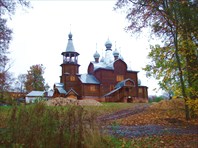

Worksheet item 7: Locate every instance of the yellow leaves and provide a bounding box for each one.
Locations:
[116,99,197,127]
[160,140,164,144]
[186,98,198,116]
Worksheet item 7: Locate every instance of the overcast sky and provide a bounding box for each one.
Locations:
[8,0,162,95]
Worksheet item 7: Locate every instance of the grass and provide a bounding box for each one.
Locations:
[87,102,146,116]
[0,102,137,147]
[1,100,197,147]
[1,103,105,147]
[0,105,12,128]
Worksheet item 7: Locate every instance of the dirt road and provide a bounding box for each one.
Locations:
[97,104,198,138]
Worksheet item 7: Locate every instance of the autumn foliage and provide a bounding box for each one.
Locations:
[117,99,198,126]
[115,0,198,120]
[25,64,48,92]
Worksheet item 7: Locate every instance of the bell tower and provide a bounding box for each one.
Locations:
[60,32,80,91]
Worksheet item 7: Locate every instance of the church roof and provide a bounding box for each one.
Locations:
[91,61,113,71]
[115,78,135,89]
[54,83,67,94]
[103,87,121,97]
[65,32,76,53]
[104,78,135,97]
[91,58,126,71]
[79,74,100,84]
[56,88,67,94]
[26,91,45,97]
[54,83,64,87]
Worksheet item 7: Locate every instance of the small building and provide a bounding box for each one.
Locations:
[53,83,67,98]
[25,91,47,103]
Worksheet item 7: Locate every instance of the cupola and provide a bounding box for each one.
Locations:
[93,51,100,63]
[113,48,119,61]
[61,32,79,64]
[105,38,112,50]
[100,56,104,62]
[68,32,72,40]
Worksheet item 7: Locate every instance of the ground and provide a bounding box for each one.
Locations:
[0,99,198,147]
[98,100,198,147]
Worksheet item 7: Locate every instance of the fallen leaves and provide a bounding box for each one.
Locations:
[108,99,198,148]
[117,99,198,127]
[126,134,198,148]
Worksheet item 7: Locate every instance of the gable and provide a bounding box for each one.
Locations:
[113,59,127,74]
[67,88,78,96]
[54,83,67,94]
[115,78,135,89]
[125,80,134,86]
[88,62,94,74]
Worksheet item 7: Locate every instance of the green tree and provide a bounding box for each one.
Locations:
[25,64,49,92]
[115,0,198,119]
[0,0,30,100]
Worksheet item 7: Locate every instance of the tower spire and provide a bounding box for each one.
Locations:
[113,41,119,61]
[69,24,71,33]
[62,30,79,65]
[66,31,75,52]
[93,43,100,63]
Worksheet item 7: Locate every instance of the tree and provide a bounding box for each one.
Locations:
[0,0,30,100]
[115,0,198,119]
[13,74,26,92]
[25,64,49,92]
[0,70,15,101]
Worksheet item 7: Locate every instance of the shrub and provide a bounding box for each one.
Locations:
[1,103,109,147]
[149,96,164,103]
[186,98,198,117]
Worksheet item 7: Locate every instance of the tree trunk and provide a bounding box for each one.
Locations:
[174,28,190,120]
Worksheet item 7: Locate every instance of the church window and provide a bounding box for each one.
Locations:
[116,75,124,82]
[90,85,96,92]
[70,76,75,81]
[138,88,143,94]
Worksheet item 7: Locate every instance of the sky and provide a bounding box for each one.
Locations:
[7,0,162,96]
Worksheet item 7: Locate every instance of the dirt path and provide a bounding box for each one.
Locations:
[97,104,150,122]
[102,124,198,138]
[97,104,198,138]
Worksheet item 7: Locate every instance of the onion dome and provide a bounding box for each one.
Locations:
[105,38,112,49]
[100,56,104,62]
[68,32,72,39]
[93,51,100,59]
[113,48,119,57]
[65,32,76,52]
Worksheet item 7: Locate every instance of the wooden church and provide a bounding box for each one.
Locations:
[53,32,148,102]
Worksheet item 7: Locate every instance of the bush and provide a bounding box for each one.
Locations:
[149,96,164,103]
[1,103,110,147]
[186,98,198,117]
